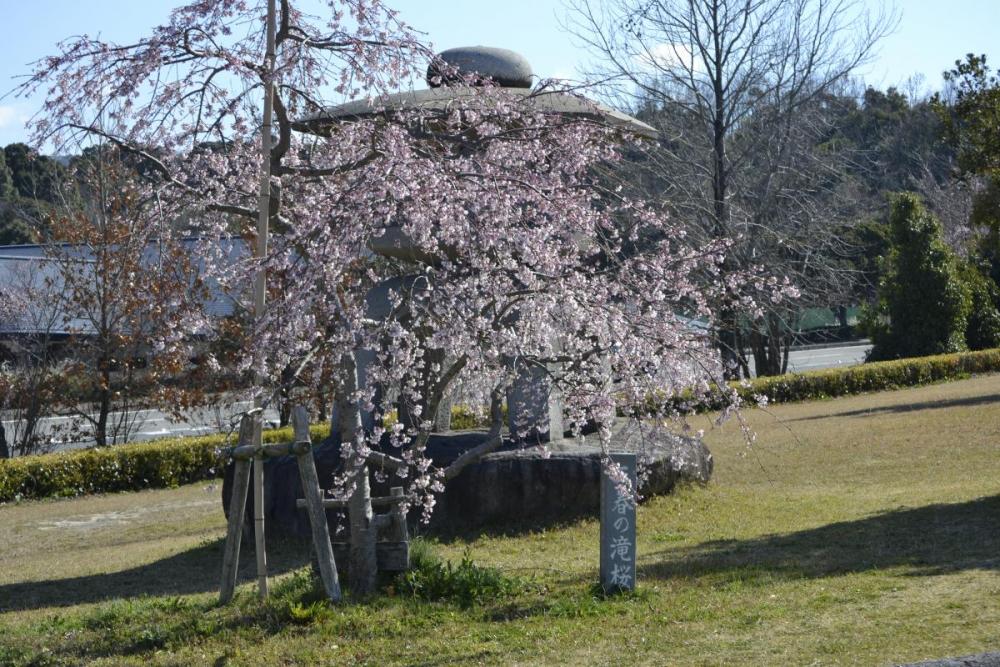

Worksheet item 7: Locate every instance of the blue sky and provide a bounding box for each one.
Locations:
[0,0,997,148]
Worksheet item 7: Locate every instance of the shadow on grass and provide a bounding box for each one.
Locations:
[406,650,508,667]
[419,510,595,545]
[0,536,311,613]
[787,393,1000,422]
[639,494,1000,582]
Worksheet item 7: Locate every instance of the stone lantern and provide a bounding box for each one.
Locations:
[293,46,656,442]
[228,58,710,540]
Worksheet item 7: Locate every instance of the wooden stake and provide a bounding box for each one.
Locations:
[219,415,255,603]
[250,0,277,602]
[253,448,268,599]
[292,406,342,602]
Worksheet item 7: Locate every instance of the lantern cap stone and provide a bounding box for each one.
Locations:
[427,46,534,89]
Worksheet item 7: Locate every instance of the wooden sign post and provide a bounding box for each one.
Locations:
[600,452,637,593]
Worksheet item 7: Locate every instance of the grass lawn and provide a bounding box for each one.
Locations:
[1,374,999,666]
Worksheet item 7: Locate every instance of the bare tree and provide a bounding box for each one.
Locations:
[567,0,896,376]
[41,149,209,447]
[0,256,64,456]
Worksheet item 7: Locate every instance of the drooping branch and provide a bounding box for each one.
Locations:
[443,384,505,481]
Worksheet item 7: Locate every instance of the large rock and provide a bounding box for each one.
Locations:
[222,419,712,538]
[429,421,712,532]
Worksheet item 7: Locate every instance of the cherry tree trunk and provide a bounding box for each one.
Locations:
[333,353,378,597]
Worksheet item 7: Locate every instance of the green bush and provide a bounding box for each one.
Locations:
[655,348,1000,414]
[394,547,525,608]
[382,404,499,431]
[961,262,1000,350]
[731,348,1000,407]
[866,194,971,361]
[5,347,999,504]
[0,423,330,503]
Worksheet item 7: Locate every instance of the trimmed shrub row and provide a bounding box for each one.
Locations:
[3,347,998,504]
[720,347,1000,409]
[0,423,329,504]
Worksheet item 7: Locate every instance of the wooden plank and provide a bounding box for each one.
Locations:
[293,406,342,603]
[227,441,311,460]
[295,494,407,511]
[219,415,254,603]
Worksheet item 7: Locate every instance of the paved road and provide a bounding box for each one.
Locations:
[736,342,873,377]
[784,343,872,373]
[4,342,872,455]
[2,401,282,455]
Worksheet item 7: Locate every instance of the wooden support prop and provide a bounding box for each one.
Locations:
[220,415,255,603]
[227,441,312,460]
[292,406,341,602]
[253,416,268,600]
[295,493,407,511]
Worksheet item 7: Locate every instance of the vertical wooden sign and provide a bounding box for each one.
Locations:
[600,452,637,593]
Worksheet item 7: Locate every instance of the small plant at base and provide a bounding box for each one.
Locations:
[395,549,525,609]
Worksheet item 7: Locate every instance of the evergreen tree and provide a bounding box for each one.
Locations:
[0,147,33,245]
[866,194,971,360]
[960,261,1000,350]
[933,56,1000,278]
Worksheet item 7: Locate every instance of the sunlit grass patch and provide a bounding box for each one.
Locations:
[0,374,998,665]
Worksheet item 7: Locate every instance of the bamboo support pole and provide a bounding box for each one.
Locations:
[291,406,342,602]
[252,419,268,599]
[249,0,277,602]
[219,415,255,603]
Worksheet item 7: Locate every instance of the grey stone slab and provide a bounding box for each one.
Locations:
[506,362,562,443]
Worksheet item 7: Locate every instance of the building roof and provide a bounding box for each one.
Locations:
[0,238,246,336]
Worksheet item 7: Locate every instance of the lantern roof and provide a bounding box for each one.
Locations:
[292,46,657,139]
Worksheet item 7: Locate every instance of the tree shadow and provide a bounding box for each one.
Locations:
[787,393,1000,422]
[639,495,1000,582]
[407,650,507,666]
[418,510,596,545]
[0,536,311,613]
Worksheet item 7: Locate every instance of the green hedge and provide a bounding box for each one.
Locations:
[728,347,1000,408]
[4,348,999,504]
[0,423,329,504]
